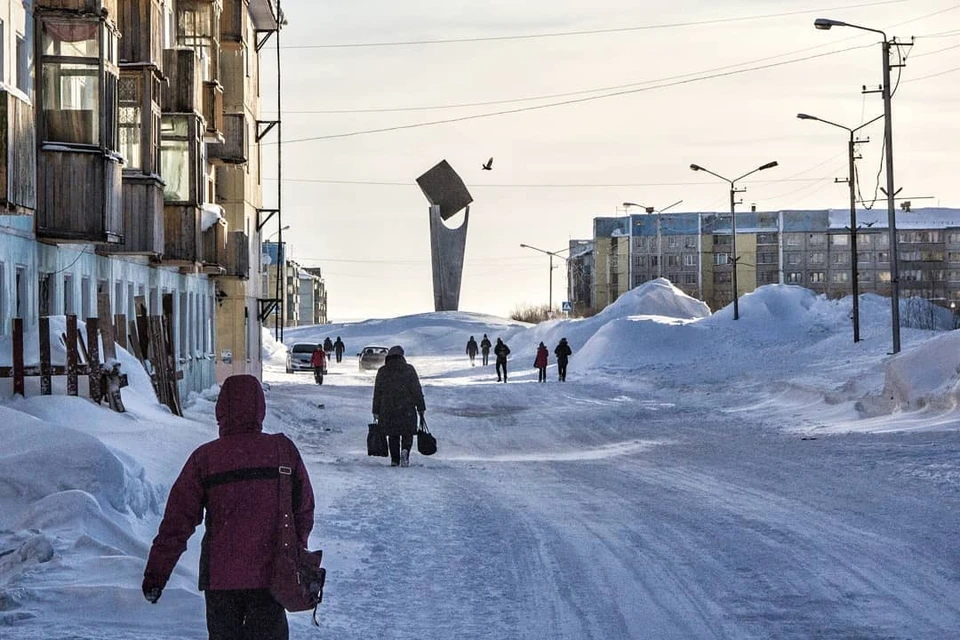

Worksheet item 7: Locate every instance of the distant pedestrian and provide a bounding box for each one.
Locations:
[143,374,315,639]
[480,334,492,366]
[311,344,327,385]
[372,345,426,467]
[323,337,334,358]
[333,337,345,363]
[466,336,479,366]
[494,337,511,383]
[534,342,549,383]
[554,338,572,382]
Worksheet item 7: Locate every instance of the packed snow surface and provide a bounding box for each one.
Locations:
[2,280,960,639]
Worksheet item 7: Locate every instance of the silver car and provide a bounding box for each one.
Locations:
[286,343,318,373]
[358,345,389,371]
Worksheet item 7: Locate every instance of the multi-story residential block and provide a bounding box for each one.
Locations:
[299,267,327,326]
[583,208,960,313]
[566,239,594,315]
[0,0,283,399]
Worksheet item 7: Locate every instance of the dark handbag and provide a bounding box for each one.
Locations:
[367,422,388,457]
[270,435,326,624]
[416,417,437,456]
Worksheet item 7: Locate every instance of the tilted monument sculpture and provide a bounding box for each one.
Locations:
[415,160,473,312]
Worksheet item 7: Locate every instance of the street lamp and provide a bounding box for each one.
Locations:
[623,200,683,280]
[797,112,883,343]
[815,16,901,352]
[689,161,778,320]
[519,243,569,311]
[265,224,290,242]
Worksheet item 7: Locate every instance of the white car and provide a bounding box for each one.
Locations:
[286,343,318,373]
[358,345,389,371]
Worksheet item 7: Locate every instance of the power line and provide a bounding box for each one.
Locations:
[269,177,837,187]
[902,65,960,82]
[281,0,912,49]
[270,46,874,146]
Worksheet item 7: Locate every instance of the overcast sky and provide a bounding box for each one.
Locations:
[262,0,960,321]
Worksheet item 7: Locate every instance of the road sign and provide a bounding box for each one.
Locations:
[561,301,572,313]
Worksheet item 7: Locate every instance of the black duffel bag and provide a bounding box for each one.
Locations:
[416,417,437,456]
[367,423,388,457]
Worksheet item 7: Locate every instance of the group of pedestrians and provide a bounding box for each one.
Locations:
[311,337,347,384]
[466,334,572,383]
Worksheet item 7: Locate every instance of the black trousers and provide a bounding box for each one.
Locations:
[388,433,414,463]
[205,589,288,640]
[558,360,568,381]
[537,366,546,382]
[496,359,508,381]
[335,351,343,363]
[482,351,489,365]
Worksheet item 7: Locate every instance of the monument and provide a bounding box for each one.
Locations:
[415,160,473,312]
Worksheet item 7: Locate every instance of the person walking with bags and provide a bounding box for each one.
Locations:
[480,334,492,366]
[555,337,572,382]
[372,345,426,467]
[494,337,511,383]
[534,342,549,383]
[465,336,479,366]
[333,337,346,363]
[311,344,327,385]
[142,374,316,640]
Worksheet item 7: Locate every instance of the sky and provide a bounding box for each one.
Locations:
[4,283,960,637]
[261,0,960,320]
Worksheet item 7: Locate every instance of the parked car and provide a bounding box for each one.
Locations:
[286,343,318,373]
[358,345,390,371]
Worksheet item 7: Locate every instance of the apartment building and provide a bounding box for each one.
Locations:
[566,239,594,315]
[583,208,960,313]
[0,0,282,397]
[299,267,327,326]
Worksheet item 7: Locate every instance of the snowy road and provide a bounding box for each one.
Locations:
[269,359,960,640]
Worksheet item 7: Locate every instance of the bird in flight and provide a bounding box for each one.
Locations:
[482,157,493,171]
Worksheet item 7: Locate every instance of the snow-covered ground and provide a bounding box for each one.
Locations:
[3,280,960,639]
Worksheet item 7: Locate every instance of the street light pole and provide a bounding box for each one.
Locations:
[519,243,569,311]
[815,17,903,352]
[623,201,683,283]
[689,162,778,319]
[797,113,883,343]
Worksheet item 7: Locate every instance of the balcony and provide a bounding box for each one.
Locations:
[99,175,164,255]
[248,0,279,30]
[221,0,249,43]
[224,231,250,279]
[118,0,164,67]
[0,90,37,214]
[208,114,247,164]
[202,213,227,274]
[162,204,202,267]
[37,147,123,243]
[202,81,225,141]
[36,0,118,14]
[162,48,203,115]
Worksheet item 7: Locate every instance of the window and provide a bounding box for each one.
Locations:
[810,252,825,265]
[16,33,30,94]
[757,233,778,245]
[757,252,777,265]
[63,274,75,314]
[15,266,26,319]
[714,272,731,284]
[831,253,849,265]
[667,236,680,248]
[683,254,698,267]
[831,234,849,246]
[39,17,117,149]
[39,273,52,317]
[877,251,889,263]
[858,234,873,247]
[785,234,802,247]
[684,236,697,249]
[786,252,802,265]
[831,272,849,284]
[786,272,803,284]
[809,234,826,246]
[759,271,779,284]
[667,255,681,268]
[0,21,5,85]
[161,115,201,203]
[878,271,891,283]
[81,277,91,319]
[713,253,730,265]
[713,235,731,247]
[177,1,220,82]
[118,75,142,169]
[809,272,825,283]
[683,273,697,285]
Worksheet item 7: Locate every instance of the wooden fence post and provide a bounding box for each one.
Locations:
[12,318,24,396]
[66,315,79,396]
[39,317,52,395]
[86,317,101,403]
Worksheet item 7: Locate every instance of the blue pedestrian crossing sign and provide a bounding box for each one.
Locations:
[561,301,572,313]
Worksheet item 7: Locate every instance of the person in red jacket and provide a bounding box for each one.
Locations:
[311,344,326,385]
[534,342,549,383]
[142,374,315,640]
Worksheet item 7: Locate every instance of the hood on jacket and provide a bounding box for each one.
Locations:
[216,374,266,436]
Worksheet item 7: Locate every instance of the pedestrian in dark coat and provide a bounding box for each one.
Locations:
[323,337,334,358]
[143,374,315,640]
[534,342,549,383]
[494,337,511,383]
[555,337,572,382]
[466,336,479,366]
[372,345,426,467]
[333,337,345,363]
[480,334,492,366]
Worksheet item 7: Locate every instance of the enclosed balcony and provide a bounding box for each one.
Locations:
[163,204,201,266]
[162,48,203,115]
[118,0,164,67]
[202,210,227,274]
[208,114,247,165]
[202,80,224,141]
[176,0,222,83]
[36,0,118,15]
[220,0,249,43]
[160,114,204,206]
[35,11,124,243]
[224,230,249,279]
[0,90,37,214]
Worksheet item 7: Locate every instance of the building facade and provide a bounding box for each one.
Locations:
[582,208,960,313]
[566,239,594,316]
[0,0,283,399]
